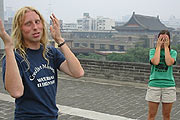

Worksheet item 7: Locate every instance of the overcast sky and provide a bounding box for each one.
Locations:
[4,0,180,23]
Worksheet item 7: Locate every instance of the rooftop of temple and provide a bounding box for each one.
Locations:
[114,12,174,32]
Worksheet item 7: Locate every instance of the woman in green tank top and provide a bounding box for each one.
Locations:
[145,30,177,120]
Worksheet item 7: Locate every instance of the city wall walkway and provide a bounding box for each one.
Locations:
[0,74,180,120]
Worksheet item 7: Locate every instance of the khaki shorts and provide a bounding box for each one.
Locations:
[145,86,176,103]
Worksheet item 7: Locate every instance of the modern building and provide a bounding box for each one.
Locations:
[62,23,78,31]
[0,0,4,22]
[61,31,132,55]
[96,16,115,31]
[4,17,13,33]
[4,7,15,20]
[77,13,115,31]
[0,0,4,49]
[77,13,96,31]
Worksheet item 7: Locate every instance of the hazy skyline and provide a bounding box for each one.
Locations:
[4,0,180,23]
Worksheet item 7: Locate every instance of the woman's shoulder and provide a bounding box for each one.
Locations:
[150,48,155,50]
[150,48,156,52]
[170,49,177,54]
[170,49,177,52]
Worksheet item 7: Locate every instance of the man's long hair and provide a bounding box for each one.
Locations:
[11,6,49,70]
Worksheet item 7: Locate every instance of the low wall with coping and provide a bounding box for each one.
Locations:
[79,59,180,86]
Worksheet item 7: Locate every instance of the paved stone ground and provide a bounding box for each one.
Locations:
[0,74,180,120]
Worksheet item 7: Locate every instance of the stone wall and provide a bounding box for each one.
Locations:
[80,59,180,86]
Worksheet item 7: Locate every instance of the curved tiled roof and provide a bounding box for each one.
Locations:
[115,12,173,31]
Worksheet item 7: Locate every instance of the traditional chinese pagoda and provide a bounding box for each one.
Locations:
[114,12,173,33]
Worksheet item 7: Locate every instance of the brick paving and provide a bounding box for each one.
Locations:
[0,74,180,120]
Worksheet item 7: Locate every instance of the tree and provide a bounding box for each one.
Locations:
[106,47,150,63]
[172,44,180,64]
[77,53,104,60]
[172,35,180,46]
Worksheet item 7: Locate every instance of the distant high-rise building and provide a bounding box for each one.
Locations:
[96,16,115,31]
[77,13,96,31]
[5,7,15,20]
[0,0,4,49]
[0,0,4,22]
[77,13,115,31]
[83,13,90,18]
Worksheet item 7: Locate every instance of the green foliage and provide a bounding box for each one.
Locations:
[171,44,180,64]
[106,47,150,63]
[172,35,180,46]
[77,45,180,64]
[106,53,135,62]
[77,53,104,60]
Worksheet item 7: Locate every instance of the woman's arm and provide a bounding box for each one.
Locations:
[150,35,163,65]
[164,36,175,66]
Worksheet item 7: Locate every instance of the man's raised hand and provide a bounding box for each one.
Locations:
[0,19,13,48]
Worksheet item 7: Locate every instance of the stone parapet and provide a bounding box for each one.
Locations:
[79,59,180,86]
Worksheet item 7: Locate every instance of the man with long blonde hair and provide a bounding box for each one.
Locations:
[0,6,84,120]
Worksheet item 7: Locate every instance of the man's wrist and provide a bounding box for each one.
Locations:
[58,41,66,47]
